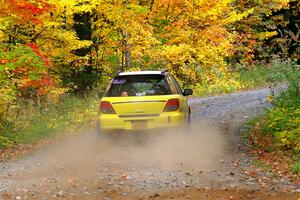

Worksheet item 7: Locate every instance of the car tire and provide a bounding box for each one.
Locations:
[185,108,192,132]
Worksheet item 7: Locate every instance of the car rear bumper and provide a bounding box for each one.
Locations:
[98,112,185,130]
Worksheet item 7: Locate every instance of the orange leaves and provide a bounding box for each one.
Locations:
[0,43,54,98]
[18,44,53,94]
[157,0,181,5]
[4,0,51,25]
[25,43,51,66]
[0,58,10,64]
[21,75,53,94]
[243,170,257,178]
[15,1,48,15]
[248,125,299,183]
[19,71,54,95]
[11,66,28,75]
[24,43,40,51]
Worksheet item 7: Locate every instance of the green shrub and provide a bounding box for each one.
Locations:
[237,61,292,88]
[192,72,242,96]
[193,61,293,96]
[0,94,97,148]
[257,61,300,152]
[291,162,300,174]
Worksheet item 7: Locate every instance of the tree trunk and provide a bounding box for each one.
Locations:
[122,29,130,69]
[149,0,155,11]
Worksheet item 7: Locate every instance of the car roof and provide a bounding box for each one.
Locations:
[118,71,166,76]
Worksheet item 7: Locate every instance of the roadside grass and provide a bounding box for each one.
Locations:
[238,65,284,88]
[244,61,300,179]
[291,162,300,175]
[252,160,273,172]
[192,77,242,96]
[193,61,291,97]
[237,61,297,89]
[0,94,98,149]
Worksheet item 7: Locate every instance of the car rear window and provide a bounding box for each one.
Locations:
[106,75,171,97]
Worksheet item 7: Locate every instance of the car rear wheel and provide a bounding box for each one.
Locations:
[184,108,192,132]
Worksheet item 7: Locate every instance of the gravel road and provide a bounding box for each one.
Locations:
[1,86,299,200]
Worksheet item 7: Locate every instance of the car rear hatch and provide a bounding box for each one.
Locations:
[103,74,177,116]
[102,96,176,117]
[100,95,182,129]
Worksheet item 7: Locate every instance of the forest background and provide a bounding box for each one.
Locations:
[0,0,299,174]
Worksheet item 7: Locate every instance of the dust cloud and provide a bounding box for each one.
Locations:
[3,121,226,191]
[40,121,225,173]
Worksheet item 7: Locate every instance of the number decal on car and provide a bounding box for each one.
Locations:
[113,79,126,84]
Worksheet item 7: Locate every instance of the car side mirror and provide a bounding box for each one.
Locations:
[183,89,193,96]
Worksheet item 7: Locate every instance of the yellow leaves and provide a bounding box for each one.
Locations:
[49,87,69,103]
[57,32,91,50]
[0,31,4,40]
[156,0,182,10]
[90,0,254,86]
[158,0,181,4]
[193,72,242,95]
[252,0,290,16]
[181,0,253,25]
[0,81,18,115]
[145,0,244,84]
[38,28,92,66]
[102,3,122,22]
[127,67,141,72]
[185,0,236,24]
[257,31,278,40]
[164,44,191,61]
[197,0,231,18]
[266,0,290,14]
[222,8,254,24]
[48,0,97,15]
[267,95,274,102]
[162,44,198,83]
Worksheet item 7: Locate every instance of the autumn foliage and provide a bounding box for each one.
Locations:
[0,0,299,99]
[0,0,299,152]
[1,0,299,96]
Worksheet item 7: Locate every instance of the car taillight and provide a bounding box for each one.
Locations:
[163,98,180,112]
[100,101,116,114]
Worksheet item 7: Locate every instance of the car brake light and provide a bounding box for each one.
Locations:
[100,101,116,114]
[163,98,180,112]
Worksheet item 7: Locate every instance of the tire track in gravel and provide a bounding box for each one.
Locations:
[1,86,299,200]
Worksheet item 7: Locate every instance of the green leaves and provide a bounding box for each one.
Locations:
[260,87,300,152]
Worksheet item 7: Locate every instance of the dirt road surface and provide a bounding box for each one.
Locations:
[1,87,299,200]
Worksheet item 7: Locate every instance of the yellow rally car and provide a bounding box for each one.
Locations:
[97,71,193,132]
